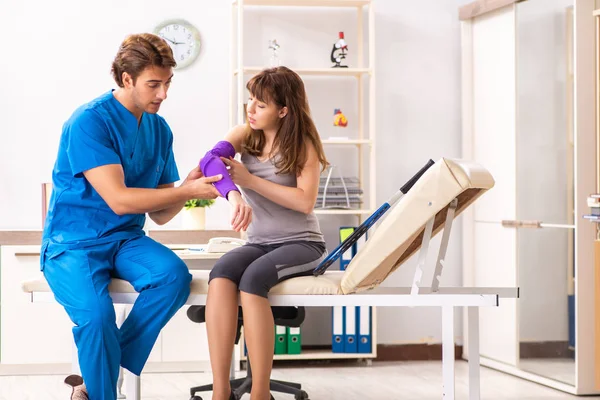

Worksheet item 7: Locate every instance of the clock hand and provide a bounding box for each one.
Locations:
[162,36,176,44]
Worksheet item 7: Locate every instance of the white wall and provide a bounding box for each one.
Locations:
[515,0,573,343]
[0,0,233,229]
[0,0,470,345]
[372,0,470,344]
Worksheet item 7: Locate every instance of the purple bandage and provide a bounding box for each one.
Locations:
[199,141,239,199]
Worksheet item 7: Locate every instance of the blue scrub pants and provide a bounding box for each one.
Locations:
[42,235,192,400]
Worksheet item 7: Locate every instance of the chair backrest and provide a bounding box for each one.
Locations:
[273,306,305,327]
[339,158,495,294]
[41,182,52,228]
[187,305,305,327]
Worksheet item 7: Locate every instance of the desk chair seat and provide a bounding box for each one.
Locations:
[187,305,310,400]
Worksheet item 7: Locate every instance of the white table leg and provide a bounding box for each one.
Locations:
[116,305,129,399]
[117,364,126,399]
[230,348,237,379]
[442,306,455,399]
[71,338,81,375]
[468,307,481,400]
[124,369,141,400]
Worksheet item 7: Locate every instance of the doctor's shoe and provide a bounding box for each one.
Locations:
[64,374,88,400]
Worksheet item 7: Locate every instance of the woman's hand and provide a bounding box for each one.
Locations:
[221,157,254,189]
[227,191,252,232]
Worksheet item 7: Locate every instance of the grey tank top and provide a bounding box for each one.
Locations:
[240,153,324,245]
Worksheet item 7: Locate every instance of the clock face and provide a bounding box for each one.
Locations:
[154,20,201,70]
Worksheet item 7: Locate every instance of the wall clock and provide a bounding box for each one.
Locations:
[154,19,201,70]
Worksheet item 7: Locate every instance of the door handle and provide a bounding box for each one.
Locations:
[501,220,575,229]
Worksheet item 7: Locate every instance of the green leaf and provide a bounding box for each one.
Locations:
[184,199,215,209]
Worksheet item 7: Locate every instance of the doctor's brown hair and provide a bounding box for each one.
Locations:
[111,33,177,88]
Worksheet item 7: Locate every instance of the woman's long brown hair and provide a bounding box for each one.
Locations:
[242,66,329,176]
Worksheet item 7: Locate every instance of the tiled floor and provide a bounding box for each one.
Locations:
[1,360,598,400]
[519,358,576,386]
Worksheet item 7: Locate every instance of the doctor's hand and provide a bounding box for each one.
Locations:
[188,174,222,200]
[227,191,252,232]
[182,166,204,184]
[220,157,254,188]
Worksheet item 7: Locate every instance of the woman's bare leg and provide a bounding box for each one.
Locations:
[206,278,239,400]
[240,291,274,400]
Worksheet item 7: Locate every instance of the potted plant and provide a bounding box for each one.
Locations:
[182,199,215,230]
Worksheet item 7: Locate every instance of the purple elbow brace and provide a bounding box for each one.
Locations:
[199,141,239,199]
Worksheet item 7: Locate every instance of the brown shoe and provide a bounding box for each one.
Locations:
[64,374,88,400]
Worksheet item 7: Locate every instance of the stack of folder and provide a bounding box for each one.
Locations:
[316,166,363,210]
[274,325,302,355]
[332,226,372,353]
[584,194,600,223]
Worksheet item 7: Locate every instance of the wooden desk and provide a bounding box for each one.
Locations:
[10,244,227,264]
[0,243,229,374]
[0,229,241,246]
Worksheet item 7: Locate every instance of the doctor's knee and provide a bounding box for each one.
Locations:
[171,265,192,299]
[75,297,118,333]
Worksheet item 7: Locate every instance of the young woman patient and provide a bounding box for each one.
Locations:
[199,66,329,400]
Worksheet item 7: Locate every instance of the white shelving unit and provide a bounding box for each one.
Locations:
[230,0,377,362]
[230,0,376,217]
[234,67,372,77]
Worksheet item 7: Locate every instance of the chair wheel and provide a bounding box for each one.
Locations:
[294,390,309,400]
[190,396,203,400]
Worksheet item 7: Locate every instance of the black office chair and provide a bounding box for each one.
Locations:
[187,305,310,400]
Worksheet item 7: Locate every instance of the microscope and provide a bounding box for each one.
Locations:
[330,32,348,68]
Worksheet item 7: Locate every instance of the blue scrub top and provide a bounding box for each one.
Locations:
[42,90,180,252]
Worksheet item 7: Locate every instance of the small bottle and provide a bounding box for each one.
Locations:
[268,39,281,67]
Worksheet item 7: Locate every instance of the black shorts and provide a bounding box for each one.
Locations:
[208,241,327,298]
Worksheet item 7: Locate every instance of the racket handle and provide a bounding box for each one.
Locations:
[400,159,435,194]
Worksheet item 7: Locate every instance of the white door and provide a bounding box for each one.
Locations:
[462,4,519,367]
